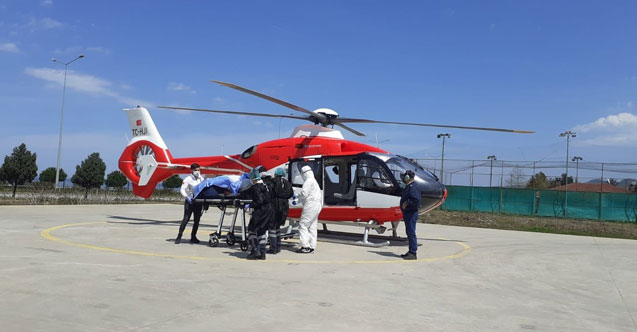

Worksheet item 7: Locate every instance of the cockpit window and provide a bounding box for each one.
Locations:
[386,155,438,189]
[358,158,394,194]
[241,145,257,159]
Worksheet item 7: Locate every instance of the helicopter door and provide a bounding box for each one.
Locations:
[288,157,323,204]
[323,156,358,206]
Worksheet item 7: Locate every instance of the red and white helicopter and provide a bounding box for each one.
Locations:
[118,81,533,245]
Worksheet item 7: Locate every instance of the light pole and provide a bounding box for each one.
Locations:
[437,133,450,183]
[572,156,582,184]
[560,130,576,215]
[487,155,496,187]
[375,134,389,148]
[52,54,84,189]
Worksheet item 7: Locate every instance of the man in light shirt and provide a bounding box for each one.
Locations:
[175,163,204,244]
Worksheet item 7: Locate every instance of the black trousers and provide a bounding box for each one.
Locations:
[178,200,203,239]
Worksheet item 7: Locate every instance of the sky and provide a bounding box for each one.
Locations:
[1,0,637,181]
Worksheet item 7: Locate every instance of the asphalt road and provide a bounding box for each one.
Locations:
[1,204,636,332]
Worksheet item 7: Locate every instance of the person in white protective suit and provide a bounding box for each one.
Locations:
[296,165,323,253]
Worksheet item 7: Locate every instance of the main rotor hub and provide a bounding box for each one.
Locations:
[313,108,339,125]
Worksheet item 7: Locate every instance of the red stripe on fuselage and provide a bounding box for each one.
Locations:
[287,206,403,224]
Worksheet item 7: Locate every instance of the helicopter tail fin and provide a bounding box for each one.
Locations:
[118,106,175,198]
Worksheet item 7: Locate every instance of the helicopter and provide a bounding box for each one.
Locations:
[118,81,533,246]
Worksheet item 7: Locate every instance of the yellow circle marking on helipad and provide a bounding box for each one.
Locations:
[41,221,471,264]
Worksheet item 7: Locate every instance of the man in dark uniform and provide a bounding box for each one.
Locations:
[245,168,275,260]
[399,170,421,260]
[267,168,293,254]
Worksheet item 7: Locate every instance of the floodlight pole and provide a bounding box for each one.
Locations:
[560,131,576,215]
[487,155,497,187]
[572,156,582,184]
[52,54,85,189]
[437,133,450,183]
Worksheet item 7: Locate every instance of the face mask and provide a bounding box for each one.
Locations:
[193,171,201,178]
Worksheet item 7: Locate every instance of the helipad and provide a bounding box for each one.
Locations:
[1,204,636,331]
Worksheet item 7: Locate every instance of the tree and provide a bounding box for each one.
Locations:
[105,170,128,189]
[0,143,38,197]
[559,173,574,186]
[506,166,526,188]
[547,173,574,188]
[162,174,182,189]
[71,152,106,198]
[39,167,67,187]
[526,172,548,189]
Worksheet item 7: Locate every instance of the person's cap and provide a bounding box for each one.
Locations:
[301,165,312,174]
[275,168,286,176]
[249,168,261,180]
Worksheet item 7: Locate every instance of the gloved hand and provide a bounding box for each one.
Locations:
[186,197,193,205]
[244,204,250,209]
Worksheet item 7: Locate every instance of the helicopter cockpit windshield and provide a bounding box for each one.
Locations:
[385,156,434,184]
[373,153,446,210]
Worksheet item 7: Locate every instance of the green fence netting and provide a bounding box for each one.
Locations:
[441,185,637,222]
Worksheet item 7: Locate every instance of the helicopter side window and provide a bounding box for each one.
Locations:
[358,159,394,194]
[291,164,305,186]
[289,160,322,189]
[325,165,339,183]
[350,164,357,185]
[387,161,407,189]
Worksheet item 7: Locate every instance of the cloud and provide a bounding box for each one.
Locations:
[0,42,19,53]
[86,46,111,54]
[24,67,153,107]
[41,0,53,7]
[574,112,637,146]
[53,46,83,55]
[27,17,63,30]
[167,82,196,94]
[54,45,112,55]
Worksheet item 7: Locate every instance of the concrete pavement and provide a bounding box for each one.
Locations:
[0,204,635,331]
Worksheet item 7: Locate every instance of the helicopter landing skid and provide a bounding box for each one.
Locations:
[318,220,391,248]
[319,237,389,248]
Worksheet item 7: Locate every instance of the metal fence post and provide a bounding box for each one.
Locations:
[470,160,475,211]
[470,160,474,187]
[499,160,504,213]
[599,163,604,220]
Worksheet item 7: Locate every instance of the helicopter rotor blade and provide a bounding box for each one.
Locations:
[210,80,328,124]
[156,106,310,121]
[334,117,535,134]
[334,122,366,136]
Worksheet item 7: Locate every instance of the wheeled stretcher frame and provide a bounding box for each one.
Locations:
[197,198,252,252]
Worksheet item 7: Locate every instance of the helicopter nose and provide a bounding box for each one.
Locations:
[417,180,447,214]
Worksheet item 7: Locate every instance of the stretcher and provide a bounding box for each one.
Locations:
[196,197,252,251]
[192,174,253,251]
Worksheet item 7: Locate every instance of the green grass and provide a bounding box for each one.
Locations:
[423,209,637,240]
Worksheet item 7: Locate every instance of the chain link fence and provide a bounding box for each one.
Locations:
[416,159,637,222]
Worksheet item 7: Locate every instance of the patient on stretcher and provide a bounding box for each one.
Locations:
[193,173,252,200]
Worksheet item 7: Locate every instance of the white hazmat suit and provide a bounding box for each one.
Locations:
[298,166,322,250]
